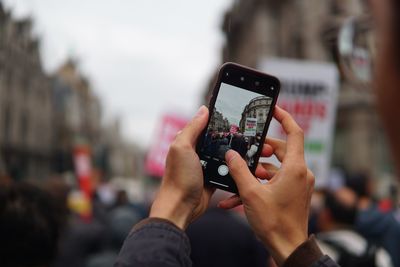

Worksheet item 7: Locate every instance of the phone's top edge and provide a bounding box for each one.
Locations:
[219,62,281,88]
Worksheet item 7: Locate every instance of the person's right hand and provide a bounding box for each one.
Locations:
[218,106,315,266]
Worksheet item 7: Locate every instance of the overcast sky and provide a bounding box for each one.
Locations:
[216,83,264,126]
[2,0,233,149]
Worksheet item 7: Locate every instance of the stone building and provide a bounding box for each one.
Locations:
[209,108,230,132]
[0,4,143,182]
[52,59,102,174]
[99,118,144,179]
[0,3,53,180]
[239,96,272,133]
[207,0,393,181]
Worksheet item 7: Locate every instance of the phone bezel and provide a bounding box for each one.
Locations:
[197,62,280,194]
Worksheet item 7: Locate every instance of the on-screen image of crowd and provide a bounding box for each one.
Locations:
[200,83,273,168]
[202,127,263,167]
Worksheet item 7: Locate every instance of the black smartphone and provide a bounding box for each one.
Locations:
[196,62,280,194]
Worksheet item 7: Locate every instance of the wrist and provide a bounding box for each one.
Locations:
[264,232,307,266]
[150,190,192,230]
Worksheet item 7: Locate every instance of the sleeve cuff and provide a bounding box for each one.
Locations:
[282,235,323,267]
[133,217,183,232]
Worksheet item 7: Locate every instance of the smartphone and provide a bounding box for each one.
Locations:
[196,62,280,194]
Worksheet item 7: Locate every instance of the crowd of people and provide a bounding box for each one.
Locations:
[1,170,400,267]
[309,172,399,267]
[0,179,148,267]
[202,128,262,166]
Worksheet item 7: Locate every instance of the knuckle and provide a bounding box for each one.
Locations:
[293,163,307,178]
[169,141,191,154]
[169,141,179,152]
[307,169,315,186]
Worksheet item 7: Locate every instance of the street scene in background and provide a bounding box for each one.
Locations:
[1,0,400,267]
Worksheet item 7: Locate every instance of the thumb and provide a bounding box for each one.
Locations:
[178,106,209,146]
[225,150,259,193]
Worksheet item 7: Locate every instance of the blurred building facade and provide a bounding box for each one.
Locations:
[0,4,53,180]
[209,108,230,132]
[99,118,144,179]
[208,0,392,181]
[52,59,102,173]
[0,3,143,182]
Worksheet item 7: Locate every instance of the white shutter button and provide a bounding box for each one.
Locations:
[218,165,229,176]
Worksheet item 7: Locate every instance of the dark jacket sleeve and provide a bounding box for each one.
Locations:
[114,218,192,267]
[283,235,340,267]
[115,217,339,267]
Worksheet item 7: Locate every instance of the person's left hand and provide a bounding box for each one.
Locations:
[150,106,215,230]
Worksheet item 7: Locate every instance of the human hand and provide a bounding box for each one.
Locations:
[218,106,315,266]
[150,106,215,230]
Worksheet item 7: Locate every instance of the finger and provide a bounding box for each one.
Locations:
[265,138,286,162]
[177,106,209,146]
[305,169,315,214]
[225,150,259,192]
[273,106,305,161]
[255,164,270,179]
[218,195,242,209]
[204,186,216,201]
[260,144,274,157]
[255,163,279,180]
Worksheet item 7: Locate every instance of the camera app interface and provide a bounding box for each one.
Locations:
[200,82,273,183]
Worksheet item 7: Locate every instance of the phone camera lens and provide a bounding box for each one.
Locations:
[255,81,260,86]
[240,77,245,81]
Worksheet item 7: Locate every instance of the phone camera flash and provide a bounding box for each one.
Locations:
[255,81,260,86]
[270,86,274,90]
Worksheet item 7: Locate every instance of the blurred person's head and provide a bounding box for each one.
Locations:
[0,172,11,186]
[115,189,129,206]
[0,183,62,267]
[372,0,400,174]
[43,177,71,218]
[317,187,358,232]
[345,172,373,198]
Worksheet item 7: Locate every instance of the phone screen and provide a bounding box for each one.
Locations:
[198,81,274,192]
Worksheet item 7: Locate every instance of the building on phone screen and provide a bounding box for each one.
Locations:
[239,96,272,134]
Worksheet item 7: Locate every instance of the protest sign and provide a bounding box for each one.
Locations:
[145,114,189,177]
[230,124,238,134]
[244,118,257,136]
[260,58,339,187]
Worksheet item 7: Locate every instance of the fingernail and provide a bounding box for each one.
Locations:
[225,150,237,163]
[196,105,206,117]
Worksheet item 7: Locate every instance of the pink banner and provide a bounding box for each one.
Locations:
[145,114,189,177]
[230,124,238,134]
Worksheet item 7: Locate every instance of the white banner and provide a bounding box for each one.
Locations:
[244,118,257,137]
[259,58,339,187]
